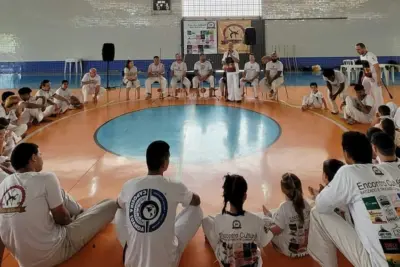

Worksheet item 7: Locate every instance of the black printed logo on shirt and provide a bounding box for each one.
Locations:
[0,185,27,213]
[232,220,242,229]
[372,166,384,176]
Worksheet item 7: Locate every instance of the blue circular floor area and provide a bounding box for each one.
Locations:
[95,105,281,164]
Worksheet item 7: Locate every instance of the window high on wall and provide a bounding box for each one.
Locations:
[182,0,262,17]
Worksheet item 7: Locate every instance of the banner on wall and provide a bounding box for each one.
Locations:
[217,20,251,54]
[183,21,217,54]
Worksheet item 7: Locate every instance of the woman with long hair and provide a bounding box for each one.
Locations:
[202,174,272,266]
[123,60,141,100]
[263,173,311,258]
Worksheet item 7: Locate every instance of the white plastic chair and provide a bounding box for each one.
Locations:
[64,58,82,75]
[343,60,356,65]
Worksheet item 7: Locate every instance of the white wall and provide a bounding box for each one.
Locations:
[0,0,182,61]
[0,0,398,61]
[265,0,400,57]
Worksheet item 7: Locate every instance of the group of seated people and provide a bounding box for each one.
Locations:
[0,128,399,267]
[123,42,285,103]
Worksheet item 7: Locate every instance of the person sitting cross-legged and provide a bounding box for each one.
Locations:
[341,84,375,125]
[308,131,400,267]
[55,80,83,111]
[18,87,45,125]
[0,143,118,267]
[0,92,27,139]
[202,174,273,265]
[115,140,203,267]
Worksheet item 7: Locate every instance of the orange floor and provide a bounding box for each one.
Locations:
[2,85,399,267]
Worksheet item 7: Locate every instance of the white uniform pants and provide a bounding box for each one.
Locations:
[145,77,167,95]
[240,78,259,97]
[308,208,372,267]
[344,96,373,124]
[170,77,191,93]
[123,79,140,89]
[7,124,27,138]
[327,85,348,113]
[82,85,106,103]
[20,108,44,124]
[363,77,383,112]
[227,72,241,101]
[54,100,69,114]
[116,206,203,266]
[302,96,322,109]
[192,76,215,89]
[260,77,284,93]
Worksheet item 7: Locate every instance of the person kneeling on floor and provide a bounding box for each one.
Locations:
[0,143,118,267]
[115,140,203,267]
[302,82,328,111]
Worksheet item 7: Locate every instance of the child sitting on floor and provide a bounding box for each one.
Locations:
[371,105,392,128]
[262,173,311,258]
[302,83,327,111]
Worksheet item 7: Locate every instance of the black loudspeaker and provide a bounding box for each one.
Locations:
[102,43,115,61]
[244,28,256,45]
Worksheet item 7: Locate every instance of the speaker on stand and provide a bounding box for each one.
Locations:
[244,27,256,54]
[102,43,115,89]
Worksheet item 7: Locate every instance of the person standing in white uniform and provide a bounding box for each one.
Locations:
[356,43,384,108]
[262,173,311,258]
[308,131,400,267]
[145,56,167,99]
[240,53,260,99]
[123,60,141,100]
[261,53,284,99]
[18,87,45,125]
[224,57,241,102]
[322,69,348,114]
[170,54,191,97]
[342,84,375,125]
[193,54,215,97]
[302,82,328,111]
[220,42,240,97]
[116,141,203,267]
[0,143,118,267]
[55,80,83,110]
[81,68,106,104]
[202,174,273,266]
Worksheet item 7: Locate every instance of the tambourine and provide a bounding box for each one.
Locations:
[200,88,206,93]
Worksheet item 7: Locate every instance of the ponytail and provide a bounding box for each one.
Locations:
[281,173,305,225]
[222,174,247,215]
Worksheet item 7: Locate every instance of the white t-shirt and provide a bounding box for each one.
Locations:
[360,52,379,81]
[35,89,56,101]
[0,105,18,122]
[117,175,193,267]
[55,87,71,100]
[81,73,101,86]
[266,61,284,78]
[316,164,400,267]
[213,212,271,266]
[194,61,213,77]
[244,62,260,80]
[124,67,138,80]
[323,70,347,93]
[170,61,188,78]
[309,91,324,107]
[272,201,311,257]
[0,172,66,267]
[148,63,165,75]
